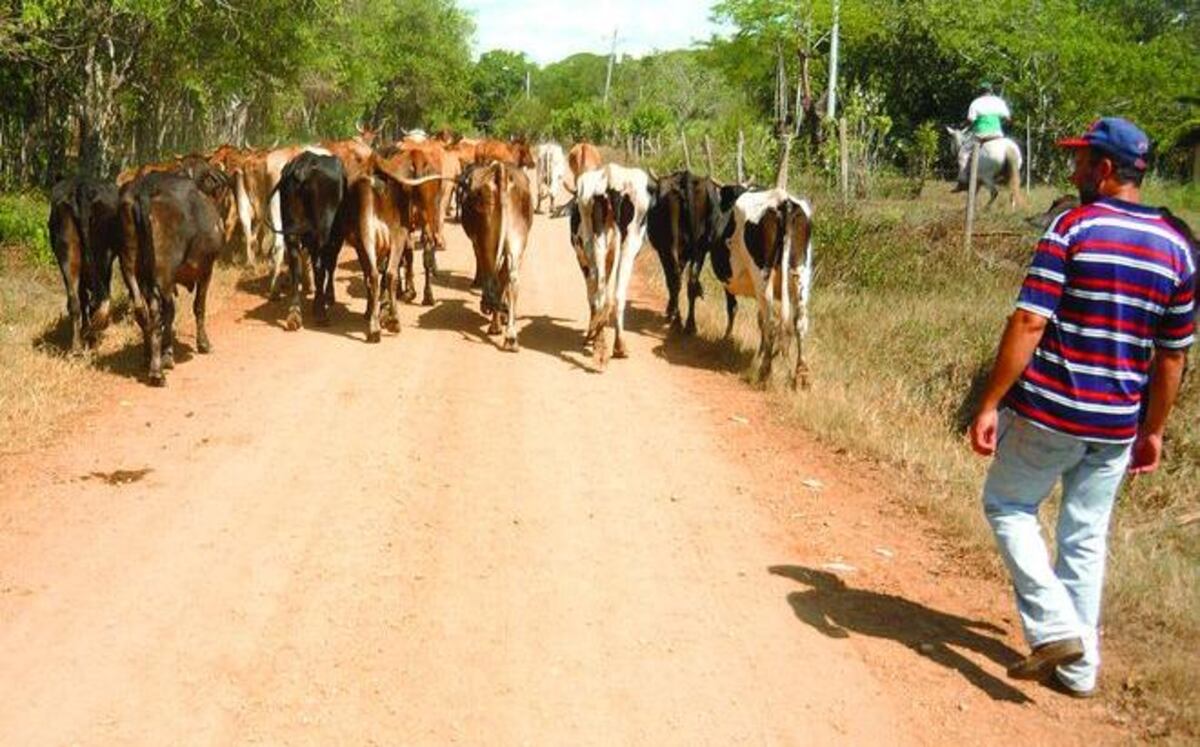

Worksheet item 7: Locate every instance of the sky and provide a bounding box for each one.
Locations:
[460,1,730,65]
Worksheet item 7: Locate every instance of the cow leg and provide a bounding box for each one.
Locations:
[684,259,703,336]
[146,291,165,386]
[381,239,401,334]
[355,245,382,343]
[502,264,520,352]
[312,253,331,327]
[194,261,214,353]
[723,291,738,339]
[751,270,775,382]
[119,253,149,335]
[661,253,682,332]
[161,291,176,371]
[236,174,254,265]
[421,241,436,306]
[284,242,304,331]
[56,255,85,355]
[611,236,640,360]
[401,245,417,303]
[268,241,287,300]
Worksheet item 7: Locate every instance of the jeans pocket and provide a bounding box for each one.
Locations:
[996,409,1015,450]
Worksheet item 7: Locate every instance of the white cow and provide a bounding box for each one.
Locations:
[570,163,653,369]
[724,188,814,388]
[534,142,568,215]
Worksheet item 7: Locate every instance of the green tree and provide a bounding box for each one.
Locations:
[470,49,534,132]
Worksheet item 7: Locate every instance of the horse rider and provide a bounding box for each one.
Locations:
[959,81,1012,187]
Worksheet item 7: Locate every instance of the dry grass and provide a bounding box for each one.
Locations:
[661,180,1198,740]
[0,242,248,455]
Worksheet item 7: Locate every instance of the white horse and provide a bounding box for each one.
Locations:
[946,126,1025,211]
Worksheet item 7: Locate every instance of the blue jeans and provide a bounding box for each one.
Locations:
[982,411,1131,692]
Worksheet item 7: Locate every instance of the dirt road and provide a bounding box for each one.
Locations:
[0,214,1127,745]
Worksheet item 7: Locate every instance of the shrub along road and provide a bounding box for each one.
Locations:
[0,214,1128,744]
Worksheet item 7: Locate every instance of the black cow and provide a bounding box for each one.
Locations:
[647,171,749,337]
[274,151,348,334]
[117,173,223,386]
[48,177,121,353]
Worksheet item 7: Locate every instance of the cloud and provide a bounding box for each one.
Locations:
[462,0,728,64]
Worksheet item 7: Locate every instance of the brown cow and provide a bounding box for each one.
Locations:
[568,142,603,183]
[475,138,535,169]
[460,161,533,351]
[375,142,450,306]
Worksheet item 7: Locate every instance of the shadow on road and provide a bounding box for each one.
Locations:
[651,329,753,375]
[518,314,594,372]
[768,565,1031,704]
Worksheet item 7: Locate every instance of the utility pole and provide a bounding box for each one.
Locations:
[826,0,840,120]
[603,28,618,106]
[525,69,531,100]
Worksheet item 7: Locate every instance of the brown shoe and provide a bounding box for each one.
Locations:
[1007,637,1085,680]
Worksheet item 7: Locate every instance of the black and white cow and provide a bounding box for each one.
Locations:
[569,163,655,368]
[713,188,815,388]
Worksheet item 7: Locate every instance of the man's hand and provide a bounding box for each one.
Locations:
[970,407,999,456]
[1129,432,1163,475]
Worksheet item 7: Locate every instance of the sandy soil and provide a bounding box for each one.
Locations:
[0,213,1130,745]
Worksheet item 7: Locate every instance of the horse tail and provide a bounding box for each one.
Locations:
[1006,141,1025,209]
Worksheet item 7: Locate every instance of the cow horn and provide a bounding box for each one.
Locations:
[383,173,451,187]
[647,168,660,182]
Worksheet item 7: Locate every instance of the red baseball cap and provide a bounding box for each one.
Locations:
[1058,117,1150,171]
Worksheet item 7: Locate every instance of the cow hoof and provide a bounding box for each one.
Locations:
[613,342,628,359]
[422,295,435,307]
[285,313,302,331]
[148,372,166,387]
[401,289,417,303]
[684,321,697,336]
[367,330,382,343]
[503,337,519,352]
[197,338,212,354]
[385,318,401,334]
[315,315,331,327]
[163,354,175,370]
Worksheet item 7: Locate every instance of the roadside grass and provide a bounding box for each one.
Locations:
[662,180,1198,739]
[0,215,249,455]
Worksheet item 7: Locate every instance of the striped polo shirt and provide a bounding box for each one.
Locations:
[1006,197,1196,443]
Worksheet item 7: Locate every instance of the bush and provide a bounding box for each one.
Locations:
[0,192,52,265]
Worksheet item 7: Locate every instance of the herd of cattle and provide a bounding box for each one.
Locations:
[47,127,814,388]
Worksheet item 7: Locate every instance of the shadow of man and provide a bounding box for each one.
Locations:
[769,565,1031,703]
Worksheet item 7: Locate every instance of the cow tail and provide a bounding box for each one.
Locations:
[780,203,792,328]
[74,184,98,304]
[496,162,510,277]
[133,188,158,304]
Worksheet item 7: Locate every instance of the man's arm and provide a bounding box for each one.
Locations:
[1130,348,1188,474]
[969,309,1049,455]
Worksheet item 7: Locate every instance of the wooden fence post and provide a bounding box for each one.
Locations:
[1025,118,1032,196]
[775,135,793,191]
[736,129,745,184]
[838,116,849,200]
[704,134,715,176]
[965,144,981,251]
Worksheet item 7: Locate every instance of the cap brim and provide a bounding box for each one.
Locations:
[1056,137,1090,148]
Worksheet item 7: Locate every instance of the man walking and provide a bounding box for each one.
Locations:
[969,117,1195,697]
